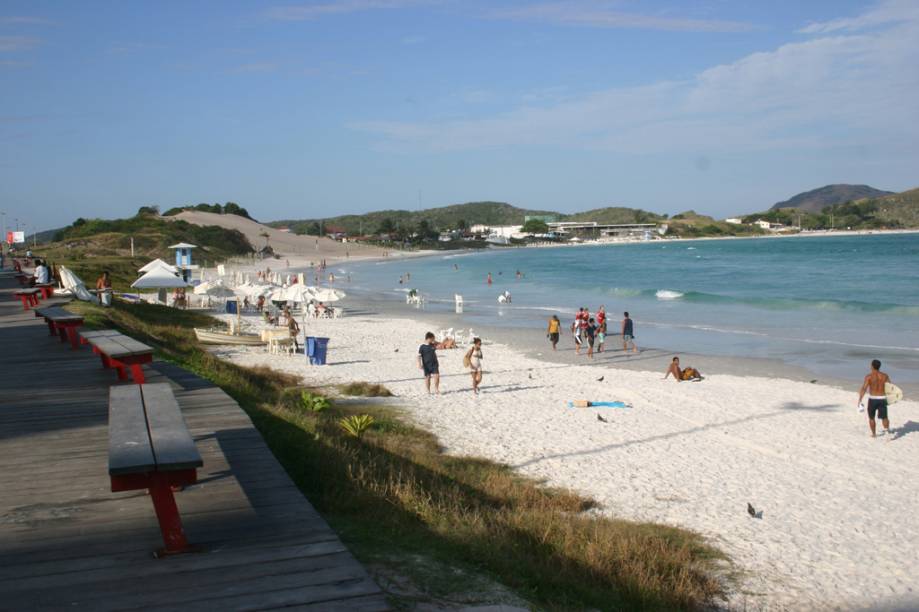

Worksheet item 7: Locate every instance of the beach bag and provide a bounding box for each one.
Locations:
[681,368,699,381]
[463,352,472,369]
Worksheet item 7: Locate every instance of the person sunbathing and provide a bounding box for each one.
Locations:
[436,337,457,349]
[664,356,703,382]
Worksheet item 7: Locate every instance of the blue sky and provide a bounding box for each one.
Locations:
[2,0,918,231]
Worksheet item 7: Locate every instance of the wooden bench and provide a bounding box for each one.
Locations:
[81,329,154,384]
[34,306,85,349]
[13,287,41,310]
[34,282,55,299]
[109,383,203,556]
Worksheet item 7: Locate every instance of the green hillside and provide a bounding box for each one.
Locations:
[271,201,557,235]
[563,206,664,225]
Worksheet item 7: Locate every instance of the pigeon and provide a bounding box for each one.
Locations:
[528,373,533,379]
[597,376,604,382]
[394,348,399,352]
[597,414,608,423]
[747,503,756,518]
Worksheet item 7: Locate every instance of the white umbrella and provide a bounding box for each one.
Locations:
[138,258,178,274]
[58,265,99,303]
[281,284,317,303]
[234,282,276,299]
[131,268,190,289]
[194,280,235,297]
[312,288,346,302]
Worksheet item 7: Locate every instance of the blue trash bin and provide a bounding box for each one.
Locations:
[306,336,316,358]
[309,337,329,365]
[226,299,238,314]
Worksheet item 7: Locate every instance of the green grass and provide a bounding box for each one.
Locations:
[338,381,394,397]
[66,299,729,610]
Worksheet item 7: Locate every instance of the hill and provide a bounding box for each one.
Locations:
[744,186,919,230]
[270,201,557,236]
[563,206,664,225]
[171,210,386,258]
[770,184,893,213]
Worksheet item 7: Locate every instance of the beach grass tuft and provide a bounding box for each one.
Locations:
[66,299,729,610]
[338,381,394,397]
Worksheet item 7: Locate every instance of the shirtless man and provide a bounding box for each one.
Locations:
[857,359,891,438]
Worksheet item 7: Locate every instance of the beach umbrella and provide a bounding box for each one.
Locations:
[194,280,235,297]
[312,288,346,302]
[131,267,190,289]
[138,258,178,274]
[281,284,317,303]
[235,282,276,299]
[58,265,99,303]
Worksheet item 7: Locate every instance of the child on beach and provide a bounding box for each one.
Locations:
[465,337,484,395]
[597,320,606,353]
[418,332,440,395]
[547,315,561,351]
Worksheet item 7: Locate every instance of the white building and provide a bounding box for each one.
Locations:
[755,220,772,230]
[725,217,743,225]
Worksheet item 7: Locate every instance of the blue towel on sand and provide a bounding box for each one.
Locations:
[567,401,630,408]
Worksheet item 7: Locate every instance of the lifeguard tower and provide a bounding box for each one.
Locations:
[169,242,198,282]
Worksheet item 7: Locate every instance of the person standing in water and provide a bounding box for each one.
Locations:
[858,359,892,438]
[547,315,561,350]
[465,337,484,394]
[487,272,493,285]
[621,311,638,353]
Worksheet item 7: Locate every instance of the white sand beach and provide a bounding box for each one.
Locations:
[210,309,919,611]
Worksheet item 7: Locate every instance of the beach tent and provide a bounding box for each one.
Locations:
[312,288,346,302]
[58,265,99,304]
[138,258,179,274]
[131,267,190,289]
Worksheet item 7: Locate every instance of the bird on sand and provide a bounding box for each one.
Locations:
[597,376,604,382]
[597,414,608,423]
[747,503,757,518]
[394,348,399,352]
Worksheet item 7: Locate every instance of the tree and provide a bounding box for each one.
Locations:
[223,202,251,218]
[416,219,438,241]
[456,218,467,231]
[521,219,549,234]
[259,231,270,249]
[304,221,321,236]
[377,218,396,235]
[136,205,159,216]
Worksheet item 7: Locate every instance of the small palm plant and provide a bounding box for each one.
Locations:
[339,414,375,440]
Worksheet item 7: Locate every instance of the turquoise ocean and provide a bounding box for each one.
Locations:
[339,234,919,383]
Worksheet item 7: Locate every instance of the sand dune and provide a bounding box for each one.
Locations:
[171,210,387,262]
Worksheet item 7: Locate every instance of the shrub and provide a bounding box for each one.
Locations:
[338,381,393,397]
[301,391,331,412]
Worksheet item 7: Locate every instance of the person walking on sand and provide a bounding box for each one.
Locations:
[596,305,606,331]
[858,359,892,438]
[572,308,584,354]
[621,311,638,353]
[547,315,561,351]
[465,337,484,394]
[418,332,440,395]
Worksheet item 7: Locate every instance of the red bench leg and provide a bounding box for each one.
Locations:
[30,294,39,307]
[148,472,191,556]
[18,295,31,311]
[45,319,56,335]
[66,327,80,350]
[114,363,128,381]
[129,364,146,384]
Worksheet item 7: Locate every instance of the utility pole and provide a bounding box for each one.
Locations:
[130,236,135,257]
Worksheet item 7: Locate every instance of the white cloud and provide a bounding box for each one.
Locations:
[350,5,919,155]
[797,0,919,34]
[266,0,435,21]
[0,35,41,52]
[488,1,754,33]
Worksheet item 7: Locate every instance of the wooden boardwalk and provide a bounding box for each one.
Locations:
[0,269,389,611]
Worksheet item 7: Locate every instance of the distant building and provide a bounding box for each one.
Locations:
[524,214,558,224]
[755,220,772,230]
[725,218,743,225]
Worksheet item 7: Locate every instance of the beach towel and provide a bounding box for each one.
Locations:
[567,400,630,408]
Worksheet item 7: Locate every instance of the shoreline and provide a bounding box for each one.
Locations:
[209,304,919,611]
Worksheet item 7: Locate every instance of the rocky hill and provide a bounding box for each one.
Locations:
[770,184,893,213]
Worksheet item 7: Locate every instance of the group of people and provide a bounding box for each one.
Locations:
[547,306,638,358]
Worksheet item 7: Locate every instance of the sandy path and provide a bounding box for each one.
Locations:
[211,311,919,611]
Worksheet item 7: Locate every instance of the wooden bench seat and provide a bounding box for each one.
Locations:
[80,329,154,384]
[34,306,85,349]
[13,287,42,310]
[109,383,203,556]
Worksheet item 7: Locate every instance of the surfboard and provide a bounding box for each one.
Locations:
[885,382,903,405]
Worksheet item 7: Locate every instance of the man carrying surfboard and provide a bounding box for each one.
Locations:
[858,359,893,438]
